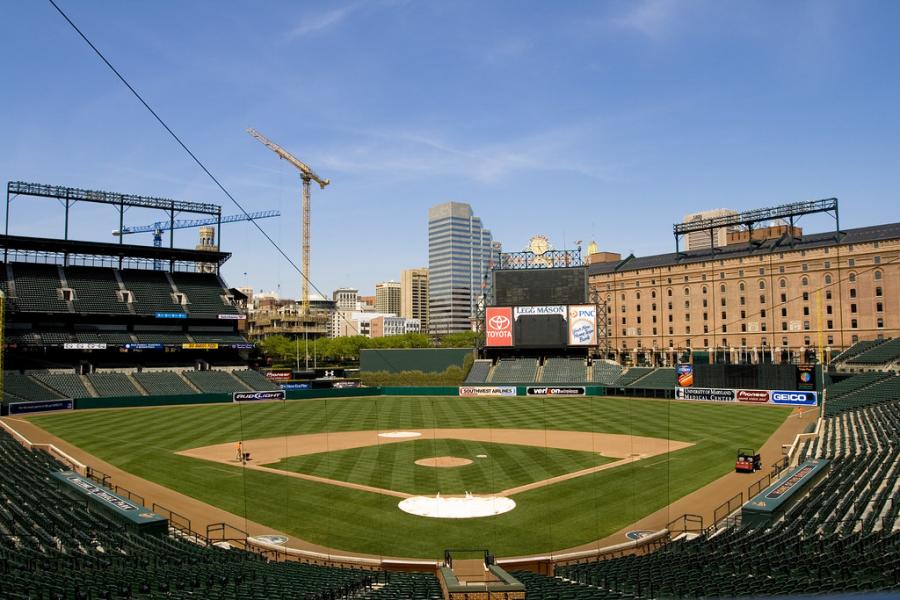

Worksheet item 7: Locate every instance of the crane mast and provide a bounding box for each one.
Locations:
[247,128,329,315]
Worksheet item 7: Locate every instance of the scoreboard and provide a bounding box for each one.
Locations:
[493,267,587,306]
[486,305,598,348]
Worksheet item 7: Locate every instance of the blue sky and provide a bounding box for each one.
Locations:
[1,1,898,298]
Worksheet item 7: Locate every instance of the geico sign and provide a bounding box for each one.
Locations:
[771,391,817,405]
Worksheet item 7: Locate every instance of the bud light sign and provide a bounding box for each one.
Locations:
[485,307,513,347]
[771,391,817,406]
[233,390,286,403]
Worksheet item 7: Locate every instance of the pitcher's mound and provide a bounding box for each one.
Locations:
[415,456,473,468]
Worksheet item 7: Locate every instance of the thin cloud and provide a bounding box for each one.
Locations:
[315,126,621,183]
[284,4,359,40]
[612,0,680,37]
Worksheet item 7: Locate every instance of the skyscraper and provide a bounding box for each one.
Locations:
[374,281,401,315]
[683,208,739,251]
[401,268,429,333]
[428,202,495,334]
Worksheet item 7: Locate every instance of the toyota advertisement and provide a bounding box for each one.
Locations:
[485,307,514,347]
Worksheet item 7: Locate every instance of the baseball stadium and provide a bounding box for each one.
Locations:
[1,179,898,599]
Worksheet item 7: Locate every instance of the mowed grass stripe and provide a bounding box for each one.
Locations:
[29,396,791,557]
[265,439,616,495]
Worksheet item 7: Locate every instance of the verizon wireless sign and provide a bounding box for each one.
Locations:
[526,386,585,396]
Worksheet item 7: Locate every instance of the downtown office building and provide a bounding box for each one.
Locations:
[427,202,496,335]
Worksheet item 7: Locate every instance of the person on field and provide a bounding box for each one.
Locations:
[235,441,243,462]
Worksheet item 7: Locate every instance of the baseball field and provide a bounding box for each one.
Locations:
[26,395,792,558]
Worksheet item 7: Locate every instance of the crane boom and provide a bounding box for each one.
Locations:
[246,128,330,189]
[247,128,329,315]
[114,210,281,236]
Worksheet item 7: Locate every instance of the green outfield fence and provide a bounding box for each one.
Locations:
[61,385,608,411]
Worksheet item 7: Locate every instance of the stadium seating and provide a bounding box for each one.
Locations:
[190,332,249,344]
[32,372,93,398]
[546,399,900,599]
[86,372,143,397]
[363,571,443,599]
[7,262,70,313]
[133,332,192,344]
[4,329,41,346]
[846,337,900,365]
[0,428,393,600]
[133,370,200,395]
[37,327,74,344]
[464,359,492,383]
[541,357,588,384]
[627,367,675,389]
[488,358,538,383]
[232,369,280,391]
[2,371,63,402]
[183,370,251,393]
[832,339,885,363]
[610,367,653,387]
[120,269,185,316]
[591,360,624,385]
[66,266,131,314]
[171,272,239,318]
[826,374,900,416]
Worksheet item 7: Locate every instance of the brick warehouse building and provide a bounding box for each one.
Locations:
[587,222,899,366]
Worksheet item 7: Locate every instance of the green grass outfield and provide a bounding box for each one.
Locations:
[29,396,791,558]
[265,439,617,495]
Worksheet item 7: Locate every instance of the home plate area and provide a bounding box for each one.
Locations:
[178,429,691,519]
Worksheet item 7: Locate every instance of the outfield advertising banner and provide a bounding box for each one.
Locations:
[265,370,292,381]
[485,307,514,347]
[676,388,818,406]
[182,343,218,350]
[233,390,286,403]
[63,343,107,350]
[8,399,74,415]
[124,343,163,351]
[736,389,771,403]
[567,305,597,346]
[771,390,817,406]
[513,305,567,319]
[526,386,586,396]
[797,365,815,391]
[459,386,516,397]
[280,383,311,390]
[676,364,694,387]
[675,387,736,402]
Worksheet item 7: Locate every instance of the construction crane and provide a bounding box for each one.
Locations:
[112,211,281,247]
[247,128,329,314]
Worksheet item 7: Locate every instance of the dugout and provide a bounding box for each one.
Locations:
[741,460,830,528]
[52,471,168,535]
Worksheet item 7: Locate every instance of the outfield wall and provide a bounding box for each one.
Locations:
[15,385,609,412]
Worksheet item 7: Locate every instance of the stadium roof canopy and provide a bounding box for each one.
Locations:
[588,222,900,275]
[0,234,231,269]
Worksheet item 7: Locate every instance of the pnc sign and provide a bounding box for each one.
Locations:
[485,307,513,347]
